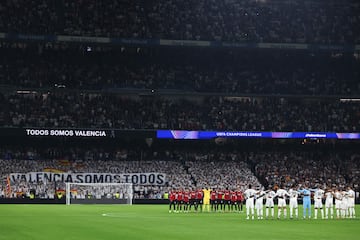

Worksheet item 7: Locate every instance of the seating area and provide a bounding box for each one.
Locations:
[1,0,359,43]
[1,149,358,199]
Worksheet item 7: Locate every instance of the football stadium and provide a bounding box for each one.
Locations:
[0,0,360,239]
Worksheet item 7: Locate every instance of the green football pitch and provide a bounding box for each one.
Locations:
[0,204,359,240]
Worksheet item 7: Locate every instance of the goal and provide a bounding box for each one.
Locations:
[65,182,133,205]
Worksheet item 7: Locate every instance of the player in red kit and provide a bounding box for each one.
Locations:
[210,189,217,212]
[236,189,244,212]
[176,189,184,213]
[169,189,176,213]
[189,189,197,212]
[224,188,231,212]
[230,190,238,212]
[196,189,203,212]
[183,189,190,213]
[217,189,224,212]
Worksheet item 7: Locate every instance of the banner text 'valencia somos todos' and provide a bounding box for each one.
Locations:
[9,172,166,185]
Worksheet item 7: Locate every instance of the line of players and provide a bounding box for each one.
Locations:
[168,188,244,213]
[244,184,356,220]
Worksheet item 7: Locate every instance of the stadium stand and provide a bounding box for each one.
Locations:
[0,0,359,202]
[251,152,347,188]
[0,0,359,43]
[0,148,359,199]
[0,93,359,131]
[0,44,359,95]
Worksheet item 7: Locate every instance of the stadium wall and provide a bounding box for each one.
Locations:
[1,199,359,204]
[0,198,168,204]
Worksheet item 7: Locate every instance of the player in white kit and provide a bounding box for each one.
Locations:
[313,187,325,219]
[334,188,343,219]
[255,189,267,219]
[341,188,349,218]
[275,185,290,219]
[265,188,276,219]
[341,189,349,218]
[244,184,257,220]
[346,186,356,218]
[255,188,267,219]
[324,187,334,219]
[288,187,300,219]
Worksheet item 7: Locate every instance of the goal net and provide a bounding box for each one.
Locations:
[65,182,133,205]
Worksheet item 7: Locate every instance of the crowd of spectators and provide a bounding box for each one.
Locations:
[1,92,359,132]
[0,148,358,199]
[0,0,359,201]
[251,152,347,188]
[338,154,360,192]
[186,152,262,190]
[0,0,359,44]
[0,43,359,95]
[0,148,260,199]
[0,161,190,199]
[0,148,193,199]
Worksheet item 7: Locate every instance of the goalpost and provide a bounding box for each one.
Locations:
[65,182,133,205]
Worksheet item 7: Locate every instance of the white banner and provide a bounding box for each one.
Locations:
[9,172,166,185]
